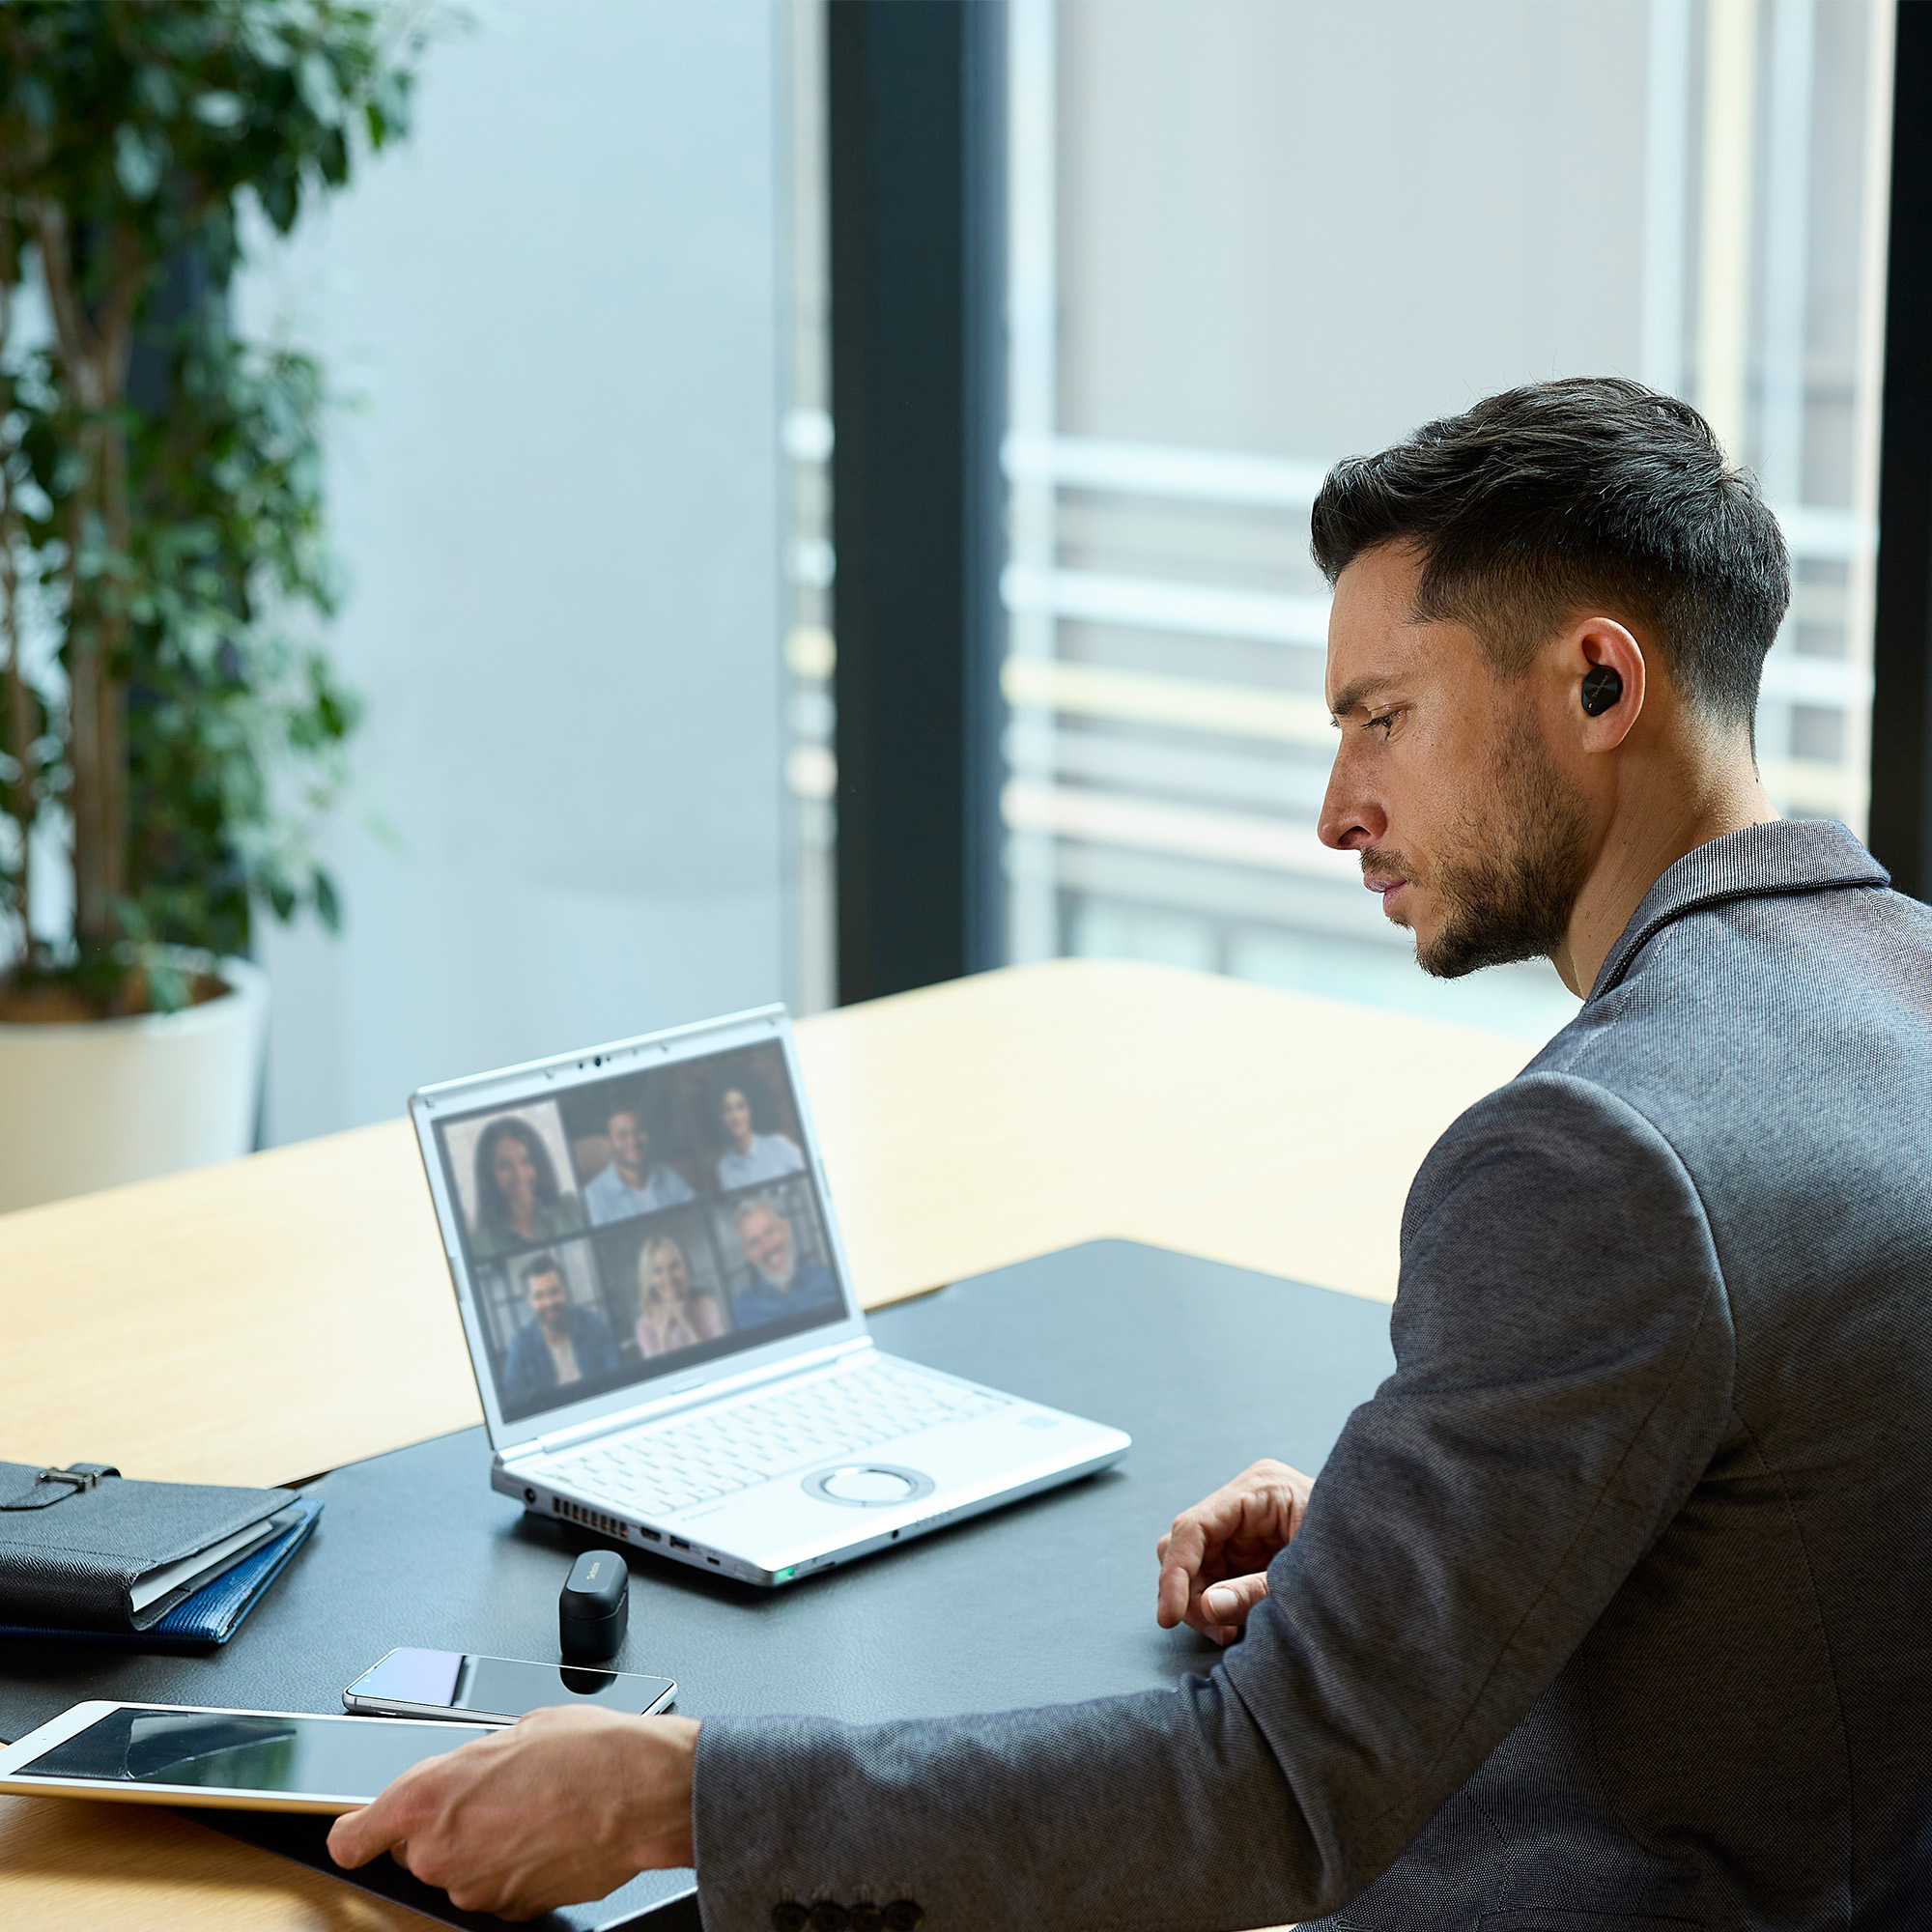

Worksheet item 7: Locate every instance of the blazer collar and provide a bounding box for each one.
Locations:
[1590,819,1889,1001]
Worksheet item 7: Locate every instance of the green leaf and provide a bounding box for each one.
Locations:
[259,167,299,233]
[192,91,246,129]
[136,67,181,120]
[145,950,190,1016]
[297,48,344,125]
[114,124,164,201]
[15,72,53,130]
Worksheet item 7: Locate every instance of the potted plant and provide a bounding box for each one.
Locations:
[0,2,425,1211]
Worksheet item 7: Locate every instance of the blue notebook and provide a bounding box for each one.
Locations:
[0,1494,323,1648]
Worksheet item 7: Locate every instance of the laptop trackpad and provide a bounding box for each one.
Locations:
[805,1464,936,1507]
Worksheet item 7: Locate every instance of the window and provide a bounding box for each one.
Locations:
[999,0,1894,1036]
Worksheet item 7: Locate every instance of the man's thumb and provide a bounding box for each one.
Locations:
[1201,1572,1269,1624]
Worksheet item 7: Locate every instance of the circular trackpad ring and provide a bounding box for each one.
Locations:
[804,1463,936,1508]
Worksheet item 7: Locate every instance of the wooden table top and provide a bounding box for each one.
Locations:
[0,957,1535,1928]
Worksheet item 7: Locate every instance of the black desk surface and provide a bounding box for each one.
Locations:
[0,1239,1394,1929]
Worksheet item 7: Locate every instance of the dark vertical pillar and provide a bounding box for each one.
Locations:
[1870,2,1932,899]
[828,0,1007,1003]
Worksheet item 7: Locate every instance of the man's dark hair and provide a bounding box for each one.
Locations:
[559,1081,645,1142]
[520,1252,564,1291]
[1308,378,1790,723]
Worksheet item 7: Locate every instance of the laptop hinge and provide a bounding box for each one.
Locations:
[511,1334,876,1463]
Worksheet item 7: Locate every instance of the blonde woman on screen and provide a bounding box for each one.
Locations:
[635,1236,727,1358]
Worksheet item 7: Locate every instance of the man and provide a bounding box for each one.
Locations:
[727,1198,840,1331]
[497,1253,623,1413]
[331,381,1932,1926]
[582,1103,694,1226]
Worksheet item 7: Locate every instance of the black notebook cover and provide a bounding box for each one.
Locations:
[0,1495,324,1647]
[0,1463,300,1634]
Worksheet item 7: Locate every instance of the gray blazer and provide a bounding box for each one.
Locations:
[694,822,1932,1932]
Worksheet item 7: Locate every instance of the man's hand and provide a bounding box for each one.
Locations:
[327,1707,699,1920]
[1156,1458,1315,1645]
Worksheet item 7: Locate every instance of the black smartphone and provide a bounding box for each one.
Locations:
[341,1648,676,1723]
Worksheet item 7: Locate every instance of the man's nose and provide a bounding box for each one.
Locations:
[1317,751,1385,853]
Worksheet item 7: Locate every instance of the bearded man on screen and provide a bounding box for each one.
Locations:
[328,379,1932,1932]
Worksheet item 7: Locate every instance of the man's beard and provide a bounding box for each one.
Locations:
[1370,714,1592,980]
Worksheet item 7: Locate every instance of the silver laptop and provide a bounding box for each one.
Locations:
[411,1005,1130,1586]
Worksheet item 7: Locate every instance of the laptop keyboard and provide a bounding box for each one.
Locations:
[549,1355,1010,1519]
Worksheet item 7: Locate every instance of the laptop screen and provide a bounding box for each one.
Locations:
[431,1038,845,1428]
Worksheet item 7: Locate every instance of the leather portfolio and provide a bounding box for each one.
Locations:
[0,1461,302,1634]
[0,1494,324,1647]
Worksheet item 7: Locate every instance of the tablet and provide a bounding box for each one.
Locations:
[0,1699,503,1814]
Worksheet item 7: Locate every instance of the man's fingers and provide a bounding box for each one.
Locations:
[331,1706,697,1918]
[1153,1510,1215,1601]
[1169,1570,1270,1644]
[1155,1558,1194,1628]
[1155,1493,1257,1631]
[1199,1569,1269,1628]
[327,1804,385,1870]
[328,1756,443,1871]
[1153,1460,1305,1625]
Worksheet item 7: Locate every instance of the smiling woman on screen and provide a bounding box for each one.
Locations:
[635,1236,727,1358]
[713,1076,805,1190]
[470,1117,585,1258]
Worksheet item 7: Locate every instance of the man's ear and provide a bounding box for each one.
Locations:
[1570,617,1645,751]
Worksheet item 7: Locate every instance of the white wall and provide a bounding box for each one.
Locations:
[243,0,791,1145]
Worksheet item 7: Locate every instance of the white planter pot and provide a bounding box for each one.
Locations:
[0,956,270,1213]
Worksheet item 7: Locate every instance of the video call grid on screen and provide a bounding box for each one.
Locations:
[433,1041,846,1427]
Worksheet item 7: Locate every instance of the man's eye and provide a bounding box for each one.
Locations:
[1367,710,1398,738]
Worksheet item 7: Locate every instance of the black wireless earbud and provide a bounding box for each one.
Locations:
[1580,666,1624,717]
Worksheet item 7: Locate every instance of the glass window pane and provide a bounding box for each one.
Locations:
[1002,0,1893,1038]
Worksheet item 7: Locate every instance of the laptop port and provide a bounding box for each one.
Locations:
[640,1528,662,1543]
[669,1536,691,1550]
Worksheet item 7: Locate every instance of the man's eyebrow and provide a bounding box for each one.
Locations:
[1328,674,1394,724]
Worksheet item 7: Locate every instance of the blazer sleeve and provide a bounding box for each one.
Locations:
[499,1324,541,1411]
[692,1074,1737,1932]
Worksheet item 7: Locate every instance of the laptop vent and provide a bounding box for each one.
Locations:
[551,1496,630,1540]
